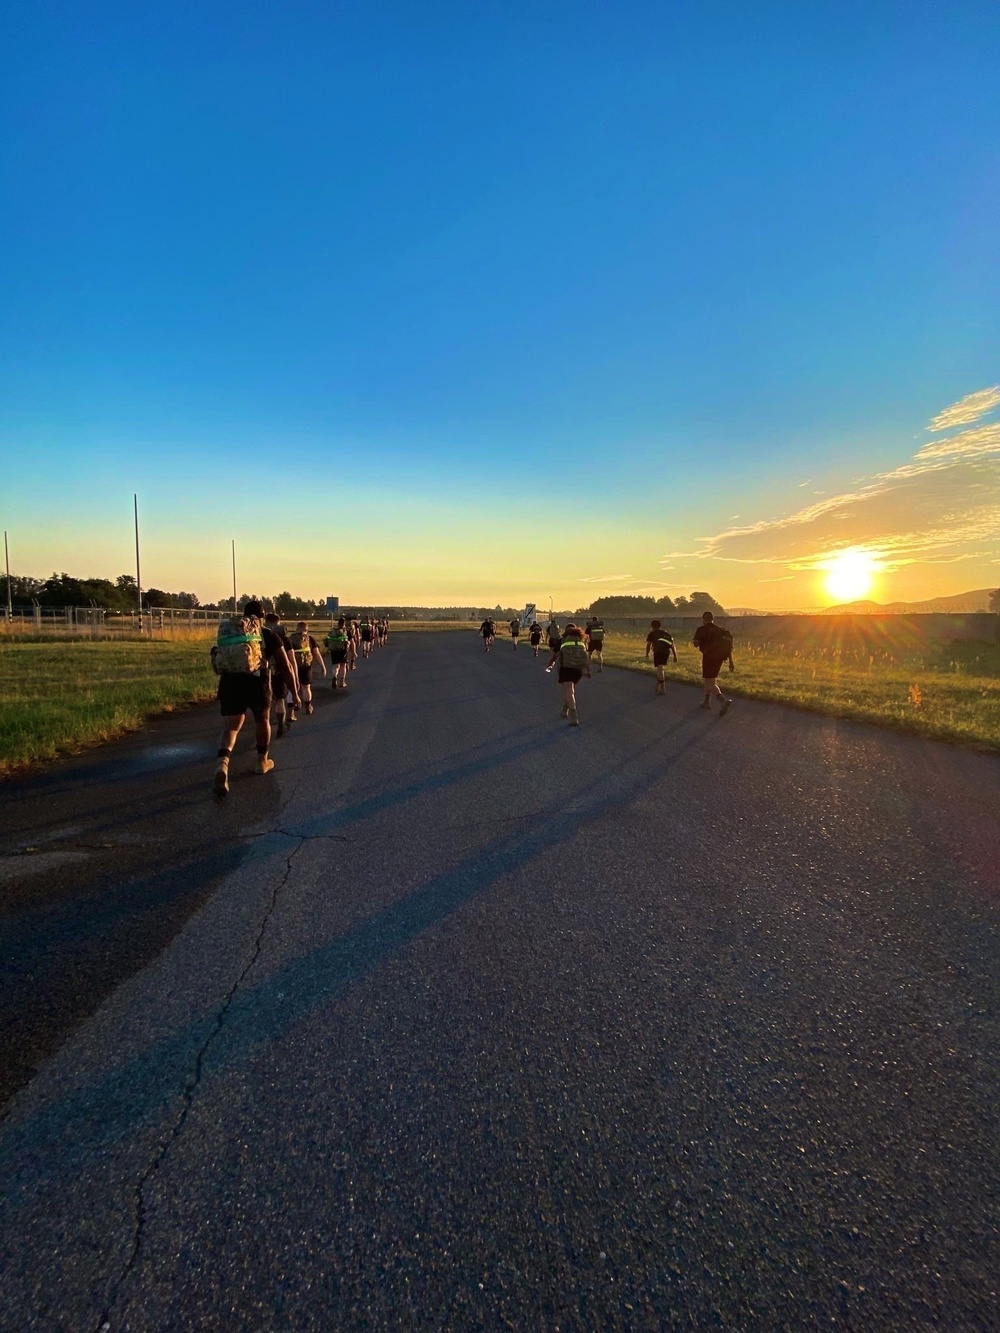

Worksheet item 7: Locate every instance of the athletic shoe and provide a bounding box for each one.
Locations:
[287,712,297,727]
[699,701,711,710]
[560,704,569,717]
[255,755,275,775]
[306,703,314,715]
[568,709,580,726]
[719,698,733,716]
[276,718,286,738]
[213,766,229,797]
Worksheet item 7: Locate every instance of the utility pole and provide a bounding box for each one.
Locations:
[133,494,143,620]
[4,530,12,621]
[232,539,238,612]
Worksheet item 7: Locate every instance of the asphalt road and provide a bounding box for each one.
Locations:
[2,631,999,1331]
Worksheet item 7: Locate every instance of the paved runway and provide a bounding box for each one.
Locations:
[2,631,999,1330]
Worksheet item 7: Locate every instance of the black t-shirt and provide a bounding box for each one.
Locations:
[509,620,520,634]
[647,629,674,657]
[261,626,286,672]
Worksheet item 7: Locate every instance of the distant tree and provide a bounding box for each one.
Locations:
[0,573,44,605]
[588,594,657,616]
[38,572,85,607]
[653,594,676,613]
[990,588,1000,614]
[674,591,726,616]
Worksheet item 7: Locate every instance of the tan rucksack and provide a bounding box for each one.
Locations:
[211,616,264,675]
[560,638,589,670]
[289,629,313,666]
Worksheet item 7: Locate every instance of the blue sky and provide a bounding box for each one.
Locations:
[2,1,998,607]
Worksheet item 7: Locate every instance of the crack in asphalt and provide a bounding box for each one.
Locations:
[244,828,350,842]
[94,835,305,1333]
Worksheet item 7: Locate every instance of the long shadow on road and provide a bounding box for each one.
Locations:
[2,710,708,1204]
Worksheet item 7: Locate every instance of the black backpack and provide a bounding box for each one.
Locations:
[715,626,734,655]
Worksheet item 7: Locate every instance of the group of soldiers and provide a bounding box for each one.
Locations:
[476,610,734,726]
[211,604,390,796]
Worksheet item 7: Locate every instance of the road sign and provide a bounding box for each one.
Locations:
[326,596,339,615]
[521,603,536,628]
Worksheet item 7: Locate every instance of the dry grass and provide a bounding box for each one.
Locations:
[601,631,1000,751]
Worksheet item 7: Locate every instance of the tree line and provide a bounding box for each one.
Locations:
[579,591,726,617]
[1,572,728,619]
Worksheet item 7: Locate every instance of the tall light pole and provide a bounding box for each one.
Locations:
[133,494,143,620]
[231,539,238,612]
[4,530,12,621]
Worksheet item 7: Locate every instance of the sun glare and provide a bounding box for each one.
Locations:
[824,549,878,604]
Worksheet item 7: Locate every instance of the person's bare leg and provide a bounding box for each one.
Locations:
[560,681,573,717]
[215,714,245,795]
[253,712,273,773]
[568,681,579,725]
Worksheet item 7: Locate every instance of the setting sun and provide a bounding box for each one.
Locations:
[824,549,879,604]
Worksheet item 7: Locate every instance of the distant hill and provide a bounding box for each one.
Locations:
[820,588,997,615]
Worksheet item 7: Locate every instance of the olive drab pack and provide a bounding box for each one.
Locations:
[326,628,348,656]
[211,615,264,675]
[559,638,590,670]
[289,629,313,666]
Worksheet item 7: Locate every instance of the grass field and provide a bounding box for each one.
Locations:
[0,639,216,775]
[599,630,1000,752]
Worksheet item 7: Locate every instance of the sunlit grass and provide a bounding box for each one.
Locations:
[0,640,216,774]
[601,632,1000,751]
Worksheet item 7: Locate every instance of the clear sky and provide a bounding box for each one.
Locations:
[2,0,998,609]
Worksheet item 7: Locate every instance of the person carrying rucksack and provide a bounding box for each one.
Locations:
[326,616,353,690]
[585,617,606,672]
[288,620,327,717]
[264,613,300,737]
[211,598,298,796]
[546,621,591,726]
[692,612,734,715]
[644,620,678,695]
[529,621,543,657]
[509,617,521,650]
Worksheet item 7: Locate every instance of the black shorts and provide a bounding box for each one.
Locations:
[558,667,583,684]
[297,662,313,686]
[588,639,604,653]
[529,635,541,645]
[702,656,726,681]
[652,654,672,668]
[218,672,270,718]
[329,650,346,665]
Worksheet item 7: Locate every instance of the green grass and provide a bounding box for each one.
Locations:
[601,632,1000,752]
[0,639,216,775]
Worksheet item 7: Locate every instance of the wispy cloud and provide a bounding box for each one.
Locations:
[579,573,634,583]
[663,385,1000,576]
[913,421,1000,461]
[928,385,1000,431]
